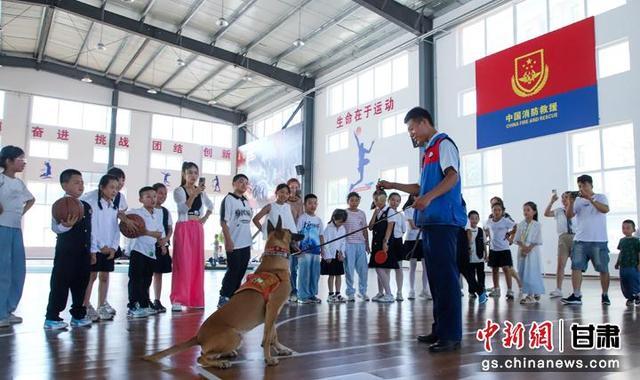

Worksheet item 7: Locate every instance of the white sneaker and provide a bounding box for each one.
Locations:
[102,302,116,316]
[327,295,336,304]
[142,307,157,316]
[347,295,356,302]
[408,290,416,300]
[488,288,501,298]
[520,295,536,305]
[289,294,298,303]
[357,293,370,302]
[172,303,183,312]
[549,289,563,298]
[86,304,99,322]
[371,293,384,302]
[396,292,404,301]
[8,313,23,324]
[378,294,395,303]
[127,304,148,319]
[0,319,10,328]
[97,305,114,321]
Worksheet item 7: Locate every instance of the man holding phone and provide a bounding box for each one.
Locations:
[562,175,611,306]
[544,190,576,298]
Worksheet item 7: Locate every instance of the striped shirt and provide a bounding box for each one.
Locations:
[344,209,368,244]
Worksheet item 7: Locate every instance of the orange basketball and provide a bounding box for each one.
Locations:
[52,197,84,224]
[374,250,388,265]
[119,214,146,238]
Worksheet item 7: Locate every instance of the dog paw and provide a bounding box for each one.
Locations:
[276,348,292,356]
[214,360,232,369]
[222,350,238,359]
[265,357,279,366]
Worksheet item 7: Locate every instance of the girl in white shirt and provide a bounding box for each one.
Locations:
[0,146,35,327]
[170,162,213,311]
[322,209,347,303]
[388,193,406,301]
[515,202,545,304]
[403,195,430,300]
[485,202,521,300]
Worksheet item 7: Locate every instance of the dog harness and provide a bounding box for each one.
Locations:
[235,272,281,301]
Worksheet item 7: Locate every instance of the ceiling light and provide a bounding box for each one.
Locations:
[292,39,305,47]
[243,75,253,81]
[208,99,218,106]
[96,42,106,51]
[147,88,158,94]
[177,58,186,66]
[216,18,229,27]
[81,74,93,83]
[121,0,135,3]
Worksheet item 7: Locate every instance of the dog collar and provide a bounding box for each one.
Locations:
[263,245,290,258]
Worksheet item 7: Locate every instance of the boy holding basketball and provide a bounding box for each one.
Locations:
[126,186,166,318]
[44,169,95,330]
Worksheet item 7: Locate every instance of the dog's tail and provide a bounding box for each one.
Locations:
[142,336,198,362]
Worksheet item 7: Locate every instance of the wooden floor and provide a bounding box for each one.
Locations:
[2,264,639,379]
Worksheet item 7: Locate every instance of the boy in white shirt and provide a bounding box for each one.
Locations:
[126,187,166,318]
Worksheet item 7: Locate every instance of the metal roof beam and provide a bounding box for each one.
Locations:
[102,35,129,74]
[210,0,258,44]
[139,0,156,22]
[177,0,206,33]
[116,38,149,83]
[351,0,432,35]
[35,6,54,63]
[185,64,227,97]
[131,44,164,82]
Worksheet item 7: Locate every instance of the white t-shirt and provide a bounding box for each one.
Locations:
[323,223,346,259]
[0,174,34,228]
[404,207,420,241]
[126,207,165,259]
[263,202,298,238]
[553,207,576,235]
[468,227,484,264]
[388,208,405,239]
[220,193,253,250]
[83,189,127,211]
[573,194,608,242]
[485,217,515,251]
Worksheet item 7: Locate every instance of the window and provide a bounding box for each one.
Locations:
[587,0,626,16]
[392,54,409,92]
[516,0,548,43]
[29,140,68,160]
[152,114,232,147]
[343,78,358,111]
[380,113,405,138]
[325,178,349,222]
[116,109,132,135]
[597,40,630,78]
[486,7,513,55]
[0,90,5,120]
[150,152,183,171]
[374,62,392,99]
[550,0,585,30]
[569,123,636,251]
[93,147,129,166]
[460,19,485,65]
[250,103,302,141]
[326,130,349,153]
[23,181,65,247]
[329,84,343,116]
[461,148,503,219]
[458,88,476,117]
[380,167,409,188]
[358,69,374,105]
[202,158,231,176]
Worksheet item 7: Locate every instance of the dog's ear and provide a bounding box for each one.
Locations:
[267,220,275,235]
[276,216,283,231]
[290,232,304,242]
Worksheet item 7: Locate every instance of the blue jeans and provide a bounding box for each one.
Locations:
[297,254,320,300]
[344,243,368,296]
[422,226,462,342]
[620,267,640,299]
[289,254,299,296]
[0,226,26,320]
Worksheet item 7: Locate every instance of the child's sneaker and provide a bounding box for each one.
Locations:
[0,319,9,328]
[86,304,99,322]
[478,291,488,305]
[102,302,116,316]
[143,307,157,316]
[378,294,395,303]
[327,295,336,304]
[357,293,370,302]
[153,300,167,313]
[396,292,404,301]
[561,293,582,305]
[488,288,501,298]
[533,295,541,302]
[347,295,356,302]
[70,317,92,328]
[549,289,563,298]
[7,313,22,324]
[626,298,635,306]
[297,298,314,304]
[172,303,183,312]
[44,319,68,330]
[520,295,536,305]
[97,305,114,320]
[217,296,230,309]
[289,294,298,303]
[371,293,384,302]
[469,293,477,299]
[408,290,416,300]
[127,304,148,319]
[334,294,346,303]
[506,290,515,300]
[635,295,640,306]
[311,296,322,304]
[601,294,611,306]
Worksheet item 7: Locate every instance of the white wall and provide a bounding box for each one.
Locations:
[0,67,236,258]
[434,0,640,277]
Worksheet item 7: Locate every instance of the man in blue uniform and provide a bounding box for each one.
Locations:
[378,107,466,353]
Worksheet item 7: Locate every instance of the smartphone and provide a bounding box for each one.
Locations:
[552,189,557,195]
[198,177,206,186]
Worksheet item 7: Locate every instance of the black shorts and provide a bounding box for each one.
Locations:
[90,249,118,272]
[402,240,423,260]
[153,249,172,273]
[488,249,513,268]
[321,258,345,276]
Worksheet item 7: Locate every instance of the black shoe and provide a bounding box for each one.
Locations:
[602,294,611,306]
[417,333,439,344]
[153,300,167,313]
[561,293,582,305]
[428,341,461,353]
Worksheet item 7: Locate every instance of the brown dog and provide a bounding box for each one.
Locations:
[143,217,303,368]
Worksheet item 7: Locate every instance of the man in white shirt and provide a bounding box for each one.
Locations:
[217,174,254,308]
[562,175,611,306]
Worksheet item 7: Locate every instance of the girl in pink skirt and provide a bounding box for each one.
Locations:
[170,162,213,311]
